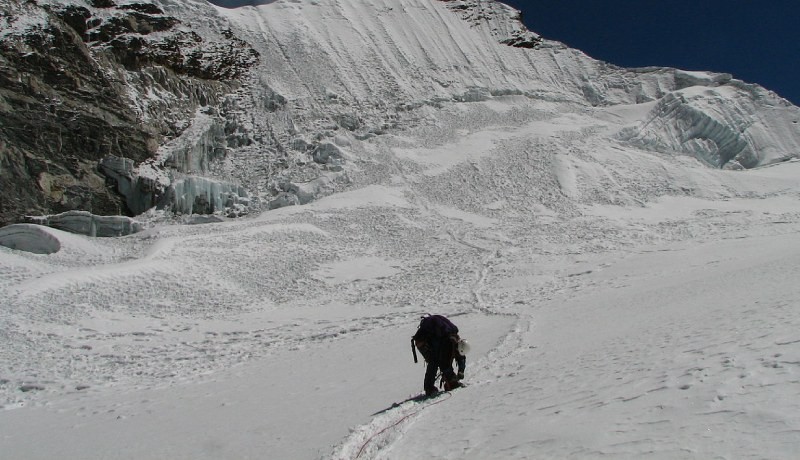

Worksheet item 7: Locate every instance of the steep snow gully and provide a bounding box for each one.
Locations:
[2,0,800,459]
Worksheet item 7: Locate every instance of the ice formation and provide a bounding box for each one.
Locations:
[170,176,249,215]
[62,0,800,221]
[0,224,62,254]
[25,211,144,238]
[199,0,800,179]
[618,84,800,168]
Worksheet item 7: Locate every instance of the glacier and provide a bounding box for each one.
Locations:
[2,1,800,459]
[152,0,799,220]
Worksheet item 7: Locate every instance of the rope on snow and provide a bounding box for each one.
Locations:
[355,392,453,459]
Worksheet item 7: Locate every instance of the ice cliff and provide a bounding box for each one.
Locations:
[196,0,800,194]
[1,0,798,231]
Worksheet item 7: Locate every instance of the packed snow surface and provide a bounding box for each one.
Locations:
[3,0,800,459]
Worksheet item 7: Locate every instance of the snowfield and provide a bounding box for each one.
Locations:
[2,95,800,458]
[2,0,800,459]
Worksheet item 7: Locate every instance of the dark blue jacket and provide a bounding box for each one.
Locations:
[413,314,458,342]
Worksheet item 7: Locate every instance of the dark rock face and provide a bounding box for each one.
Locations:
[97,156,156,216]
[0,0,258,227]
[437,0,542,49]
[500,32,542,49]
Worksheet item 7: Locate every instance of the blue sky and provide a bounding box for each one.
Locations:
[501,0,800,104]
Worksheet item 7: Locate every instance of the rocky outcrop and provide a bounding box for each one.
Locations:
[438,0,542,49]
[97,156,157,216]
[0,0,258,227]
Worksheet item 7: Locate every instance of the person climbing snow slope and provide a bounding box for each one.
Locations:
[411,314,468,396]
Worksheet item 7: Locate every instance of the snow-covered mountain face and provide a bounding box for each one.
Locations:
[1,0,799,227]
[3,2,800,458]
[174,0,800,213]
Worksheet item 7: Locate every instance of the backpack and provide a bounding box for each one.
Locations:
[411,315,460,363]
[414,314,458,340]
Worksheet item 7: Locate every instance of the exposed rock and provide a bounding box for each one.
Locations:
[438,0,541,49]
[312,143,344,165]
[500,32,542,49]
[98,156,158,215]
[90,0,116,8]
[0,0,259,226]
[268,192,300,210]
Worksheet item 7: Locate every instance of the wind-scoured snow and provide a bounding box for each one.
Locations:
[2,0,800,459]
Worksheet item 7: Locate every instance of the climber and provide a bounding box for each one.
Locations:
[411,314,469,396]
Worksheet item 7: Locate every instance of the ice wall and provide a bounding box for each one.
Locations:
[100,107,251,217]
[161,109,228,174]
[141,0,800,223]
[0,224,62,254]
[171,177,249,215]
[618,83,800,168]
[204,0,800,170]
[24,211,144,238]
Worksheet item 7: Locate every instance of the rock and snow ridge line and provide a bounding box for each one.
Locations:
[436,0,542,48]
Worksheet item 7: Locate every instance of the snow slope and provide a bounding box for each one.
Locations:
[2,93,800,458]
[2,0,800,459]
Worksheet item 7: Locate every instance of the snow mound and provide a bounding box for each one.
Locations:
[0,224,61,254]
[0,223,109,256]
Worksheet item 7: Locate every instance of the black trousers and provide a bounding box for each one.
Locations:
[424,337,457,392]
